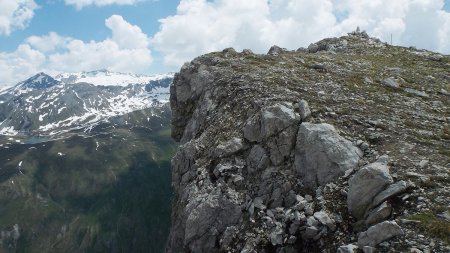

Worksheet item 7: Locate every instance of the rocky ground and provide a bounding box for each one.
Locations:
[166,30,449,253]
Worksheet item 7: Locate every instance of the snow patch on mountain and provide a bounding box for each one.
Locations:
[0,71,174,136]
[0,126,18,136]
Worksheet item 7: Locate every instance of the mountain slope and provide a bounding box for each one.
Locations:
[167,31,449,252]
[0,119,176,253]
[0,72,173,136]
[0,71,177,252]
[18,73,60,90]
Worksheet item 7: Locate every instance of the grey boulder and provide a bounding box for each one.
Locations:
[347,157,393,219]
[295,123,362,189]
[243,103,299,142]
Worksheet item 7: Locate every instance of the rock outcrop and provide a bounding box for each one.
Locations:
[167,31,449,252]
[295,123,362,189]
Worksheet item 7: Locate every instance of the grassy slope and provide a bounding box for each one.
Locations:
[0,125,176,253]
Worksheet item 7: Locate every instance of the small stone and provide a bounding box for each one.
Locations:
[343,169,354,178]
[337,244,359,253]
[248,203,255,216]
[363,246,376,253]
[294,211,306,221]
[370,180,407,210]
[247,145,269,173]
[439,210,450,222]
[284,191,298,208]
[404,88,429,98]
[312,64,327,71]
[364,77,373,84]
[314,211,336,230]
[360,142,370,151]
[378,242,390,248]
[365,201,392,226]
[231,175,244,186]
[358,221,404,247]
[253,197,266,210]
[270,226,284,246]
[289,221,301,235]
[292,200,307,211]
[382,78,400,89]
[307,216,319,227]
[268,45,286,56]
[401,194,410,201]
[298,99,311,120]
[302,226,319,239]
[305,204,314,216]
[287,235,297,244]
[406,172,430,183]
[214,137,244,158]
[269,188,284,208]
[418,160,429,168]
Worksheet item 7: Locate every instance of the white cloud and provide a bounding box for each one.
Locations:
[0,15,152,88]
[25,32,72,53]
[65,0,142,9]
[0,0,37,36]
[105,15,149,49]
[0,44,46,86]
[152,0,450,68]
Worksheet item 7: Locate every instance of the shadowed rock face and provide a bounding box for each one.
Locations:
[167,32,449,252]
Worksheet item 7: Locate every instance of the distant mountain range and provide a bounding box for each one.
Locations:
[0,70,176,252]
[54,69,173,87]
[0,71,173,136]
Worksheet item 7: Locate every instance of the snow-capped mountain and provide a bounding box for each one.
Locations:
[0,71,173,136]
[55,69,174,87]
[19,72,61,89]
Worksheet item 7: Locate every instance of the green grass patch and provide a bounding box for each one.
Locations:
[409,212,450,244]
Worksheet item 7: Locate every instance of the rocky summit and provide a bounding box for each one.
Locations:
[167,30,449,252]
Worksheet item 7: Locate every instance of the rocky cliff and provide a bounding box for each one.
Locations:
[167,31,450,253]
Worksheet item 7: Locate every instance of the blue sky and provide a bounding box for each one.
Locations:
[0,0,179,51]
[1,0,450,87]
[0,0,180,76]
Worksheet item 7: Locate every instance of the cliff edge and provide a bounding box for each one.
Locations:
[167,31,449,252]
